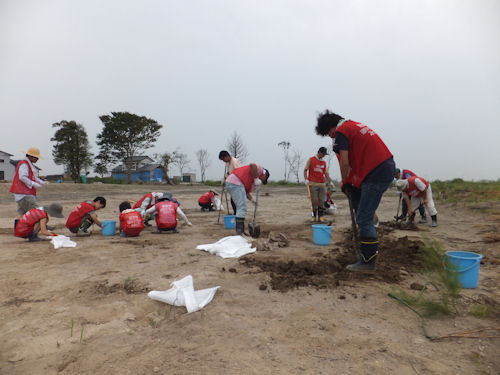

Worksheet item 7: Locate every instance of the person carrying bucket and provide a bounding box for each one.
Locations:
[303,146,334,222]
[395,176,438,227]
[315,110,395,272]
[65,197,106,234]
[118,201,144,237]
[15,203,64,242]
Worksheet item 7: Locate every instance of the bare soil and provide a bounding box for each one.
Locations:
[0,183,498,374]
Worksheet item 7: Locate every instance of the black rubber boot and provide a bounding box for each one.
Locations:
[236,217,245,235]
[347,238,378,273]
[78,217,93,233]
[431,214,438,227]
[28,230,41,242]
[405,213,416,225]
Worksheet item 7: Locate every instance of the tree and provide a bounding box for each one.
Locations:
[288,148,304,183]
[96,112,162,183]
[278,141,291,182]
[94,163,108,178]
[172,150,190,177]
[226,131,249,163]
[50,120,93,183]
[154,152,175,184]
[196,149,211,182]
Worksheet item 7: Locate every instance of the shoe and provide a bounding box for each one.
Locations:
[144,220,152,227]
[318,216,325,222]
[396,214,406,221]
[418,217,427,224]
[346,259,376,273]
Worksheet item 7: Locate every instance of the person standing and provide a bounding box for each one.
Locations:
[315,110,395,272]
[219,150,241,215]
[10,147,48,227]
[396,176,438,227]
[225,163,270,235]
[394,168,427,222]
[303,146,334,222]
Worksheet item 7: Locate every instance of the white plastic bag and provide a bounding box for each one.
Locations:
[196,235,256,258]
[148,275,219,313]
[50,235,77,249]
[213,197,224,211]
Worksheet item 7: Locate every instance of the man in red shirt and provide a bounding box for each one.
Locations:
[65,197,106,234]
[316,110,395,272]
[396,176,438,227]
[303,146,334,222]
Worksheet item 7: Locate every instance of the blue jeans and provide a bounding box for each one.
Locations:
[351,179,393,239]
[226,182,247,218]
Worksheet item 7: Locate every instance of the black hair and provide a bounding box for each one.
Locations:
[94,196,107,208]
[263,169,270,184]
[119,201,131,212]
[315,110,344,136]
[218,150,230,160]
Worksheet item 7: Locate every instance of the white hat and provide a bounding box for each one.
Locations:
[395,179,409,191]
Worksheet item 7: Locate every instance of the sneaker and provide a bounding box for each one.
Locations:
[418,217,427,224]
[346,260,376,273]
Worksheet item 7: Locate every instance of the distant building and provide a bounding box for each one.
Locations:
[111,156,165,182]
[0,151,41,181]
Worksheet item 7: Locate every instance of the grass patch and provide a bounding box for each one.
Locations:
[469,304,498,319]
[432,179,500,203]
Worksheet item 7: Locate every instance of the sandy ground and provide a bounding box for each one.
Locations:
[0,182,498,375]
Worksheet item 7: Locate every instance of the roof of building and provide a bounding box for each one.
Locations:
[0,150,14,156]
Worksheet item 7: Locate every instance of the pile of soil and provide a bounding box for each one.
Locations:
[242,224,424,292]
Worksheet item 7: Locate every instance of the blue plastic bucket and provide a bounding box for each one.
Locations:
[224,215,236,229]
[101,220,116,236]
[445,251,483,288]
[312,224,332,245]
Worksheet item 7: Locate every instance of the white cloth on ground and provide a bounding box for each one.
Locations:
[148,275,219,313]
[196,235,256,258]
[50,235,77,249]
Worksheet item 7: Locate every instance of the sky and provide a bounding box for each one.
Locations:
[1,0,499,182]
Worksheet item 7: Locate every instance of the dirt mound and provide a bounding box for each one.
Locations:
[242,225,424,292]
[93,278,151,295]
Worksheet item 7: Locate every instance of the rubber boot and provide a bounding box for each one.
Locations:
[311,209,317,222]
[405,213,415,225]
[418,215,427,224]
[28,230,41,242]
[236,217,245,235]
[431,214,438,227]
[78,217,93,233]
[318,208,325,222]
[346,238,378,273]
[418,205,427,223]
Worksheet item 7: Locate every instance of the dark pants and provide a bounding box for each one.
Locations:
[199,202,214,211]
[401,199,426,218]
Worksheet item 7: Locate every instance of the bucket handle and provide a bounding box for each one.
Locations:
[443,256,482,274]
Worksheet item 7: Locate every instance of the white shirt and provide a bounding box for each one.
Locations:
[14,158,44,201]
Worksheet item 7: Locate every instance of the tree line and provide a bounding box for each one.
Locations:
[51,111,259,183]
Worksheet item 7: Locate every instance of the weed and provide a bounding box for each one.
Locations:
[148,318,158,328]
[70,319,74,337]
[469,304,498,318]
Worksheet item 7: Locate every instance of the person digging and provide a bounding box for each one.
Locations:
[394,168,427,223]
[15,203,64,242]
[316,110,395,272]
[225,163,270,235]
[395,177,438,227]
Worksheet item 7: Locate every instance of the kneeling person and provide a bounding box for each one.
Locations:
[66,197,106,234]
[118,201,144,237]
[15,203,63,242]
[198,190,218,211]
[146,195,181,233]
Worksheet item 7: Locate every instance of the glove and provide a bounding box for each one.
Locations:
[250,198,257,205]
[254,178,262,190]
[33,182,43,189]
[341,183,354,197]
[305,179,309,185]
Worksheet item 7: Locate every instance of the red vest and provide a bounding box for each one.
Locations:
[155,201,178,229]
[119,210,144,236]
[198,192,214,205]
[232,165,254,193]
[15,208,47,237]
[405,176,429,197]
[10,160,37,195]
[335,120,393,188]
[307,156,327,183]
[66,201,95,229]
[133,193,154,210]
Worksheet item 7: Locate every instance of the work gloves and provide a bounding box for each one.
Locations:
[254,178,262,191]
[341,183,354,198]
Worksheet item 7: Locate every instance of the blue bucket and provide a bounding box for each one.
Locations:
[312,224,332,245]
[445,251,483,288]
[101,220,116,236]
[224,215,236,229]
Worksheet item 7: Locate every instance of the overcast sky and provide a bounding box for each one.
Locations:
[1,0,499,182]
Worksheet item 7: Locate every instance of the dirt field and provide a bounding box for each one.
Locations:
[0,182,498,375]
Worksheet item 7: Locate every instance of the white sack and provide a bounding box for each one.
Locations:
[213,197,224,211]
[148,275,219,313]
[196,235,256,258]
[50,235,77,249]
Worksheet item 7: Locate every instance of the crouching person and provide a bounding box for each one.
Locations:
[15,203,64,242]
[65,197,106,234]
[396,176,438,227]
[198,190,218,211]
[145,194,192,234]
[118,201,144,237]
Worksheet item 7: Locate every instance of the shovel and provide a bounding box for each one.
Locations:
[248,189,261,238]
[394,194,402,221]
[346,193,361,261]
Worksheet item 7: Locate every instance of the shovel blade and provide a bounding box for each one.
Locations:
[248,223,261,238]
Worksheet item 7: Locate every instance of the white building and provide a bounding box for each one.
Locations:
[0,151,16,181]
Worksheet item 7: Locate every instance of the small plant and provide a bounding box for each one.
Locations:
[469,304,497,318]
[148,318,158,328]
[70,319,74,337]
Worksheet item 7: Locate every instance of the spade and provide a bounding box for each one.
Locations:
[248,189,261,238]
